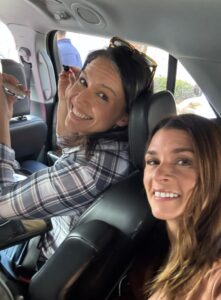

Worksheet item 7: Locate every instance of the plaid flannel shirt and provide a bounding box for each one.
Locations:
[0,139,131,257]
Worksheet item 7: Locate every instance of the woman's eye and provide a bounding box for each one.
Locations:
[97,92,108,102]
[176,158,192,166]
[78,77,87,86]
[146,159,159,166]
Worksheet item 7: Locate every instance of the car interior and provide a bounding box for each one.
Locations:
[0,0,220,299]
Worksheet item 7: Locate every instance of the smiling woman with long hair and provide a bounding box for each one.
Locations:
[144,114,221,300]
[114,114,221,300]
[0,37,156,261]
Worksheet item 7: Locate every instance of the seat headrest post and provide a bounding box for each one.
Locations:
[129,90,177,170]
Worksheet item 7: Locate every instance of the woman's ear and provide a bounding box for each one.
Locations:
[115,113,129,127]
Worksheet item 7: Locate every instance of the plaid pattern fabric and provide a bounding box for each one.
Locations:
[0,139,132,257]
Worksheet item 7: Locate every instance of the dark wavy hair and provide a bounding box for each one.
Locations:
[60,43,154,151]
[85,45,153,146]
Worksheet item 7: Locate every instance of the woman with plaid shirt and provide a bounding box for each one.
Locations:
[0,37,156,258]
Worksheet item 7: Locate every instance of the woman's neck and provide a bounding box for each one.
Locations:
[166,220,178,245]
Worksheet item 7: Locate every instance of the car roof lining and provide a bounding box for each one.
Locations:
[0,0,221,114]
[0,0,217,61]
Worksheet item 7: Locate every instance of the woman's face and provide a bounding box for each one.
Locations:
[64,57,128,135]
[143,128,198,223]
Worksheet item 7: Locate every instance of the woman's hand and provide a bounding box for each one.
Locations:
[0,72,29,146]
[0,73,29,120]
[56,66,80,138]
[58,66,80,103]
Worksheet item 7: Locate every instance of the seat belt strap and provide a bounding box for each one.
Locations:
[20,56,32,90]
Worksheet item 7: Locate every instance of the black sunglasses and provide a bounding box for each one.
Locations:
[109,36,157,88]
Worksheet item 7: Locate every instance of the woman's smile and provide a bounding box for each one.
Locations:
[71,107,92,120]
[153,190,180,200]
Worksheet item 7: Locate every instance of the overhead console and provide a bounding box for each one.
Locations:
[26,0,107,31]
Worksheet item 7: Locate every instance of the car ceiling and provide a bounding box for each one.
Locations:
[0,0,221,114]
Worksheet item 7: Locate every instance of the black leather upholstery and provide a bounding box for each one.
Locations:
[2,59,47,170]
[129,90,177,169]
[30,172,152,300]
[29,90,177,300]
[10,115,47,164]
[30,220,117,299]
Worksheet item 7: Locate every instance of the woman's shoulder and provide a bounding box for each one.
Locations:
[60,139,129,157]
[96,138,129,151]
[201,259,221,285]
[207,259,221,299]
[186,259,221,300]
[148,260,221,300]
[60,139,128,153]
[56,139,130,170]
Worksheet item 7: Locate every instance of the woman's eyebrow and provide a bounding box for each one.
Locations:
[145,150,156,156]
[145,148,194,155]
[83,69,117,97]
[173,148,194,154]
[101,84,117,97]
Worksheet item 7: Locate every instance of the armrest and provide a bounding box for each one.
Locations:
[0,219,52,250]
[29,220,117,300]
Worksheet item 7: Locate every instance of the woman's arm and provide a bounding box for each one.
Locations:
[0,141,130,220]
[56,66,80,138]
[0,74,19,146]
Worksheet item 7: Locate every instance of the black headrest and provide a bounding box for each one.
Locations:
[1,59,30,117]
[129,90,177,170]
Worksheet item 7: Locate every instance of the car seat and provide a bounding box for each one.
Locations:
[1,59,48,173]
[29,90,177,300]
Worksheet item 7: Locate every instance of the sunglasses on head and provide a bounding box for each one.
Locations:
[109,36,157,89]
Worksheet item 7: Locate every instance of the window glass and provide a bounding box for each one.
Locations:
[67,32,108,64]
[127,42,169,93]
[146,47,168,93]
[0,21,19,61]
[175,61,216,118]
[56,31,108,68]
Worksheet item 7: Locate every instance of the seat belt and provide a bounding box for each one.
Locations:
[19,47,46,120]
[18,47,32,90]
[20,56,32,90]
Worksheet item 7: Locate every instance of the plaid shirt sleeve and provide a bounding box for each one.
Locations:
[0,140,130,220]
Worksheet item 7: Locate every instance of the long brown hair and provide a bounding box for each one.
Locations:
[145,114,221,299]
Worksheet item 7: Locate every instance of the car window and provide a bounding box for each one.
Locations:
[55,32,169,94]
[0,21,19,61]
[175,61,216,118]
[127,42,169,93]
[56,31,108,67]
[146,47,169,93]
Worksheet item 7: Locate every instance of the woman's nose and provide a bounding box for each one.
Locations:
[74,88,90,105]
[153,163,172,181]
